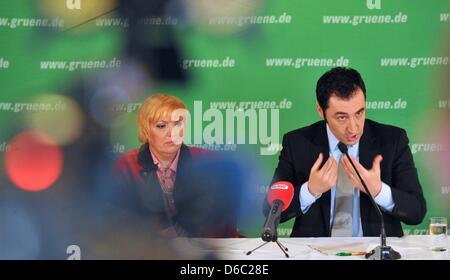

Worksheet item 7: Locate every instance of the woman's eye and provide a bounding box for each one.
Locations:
[156,124,166,129]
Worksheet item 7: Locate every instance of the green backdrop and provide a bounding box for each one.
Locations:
[0,0,449,239]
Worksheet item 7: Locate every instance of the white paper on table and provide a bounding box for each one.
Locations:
[307,241,371,255]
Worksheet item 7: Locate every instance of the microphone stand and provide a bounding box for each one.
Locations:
[246,203,290,258]
[245,238,289,258]
[338,142,401,260]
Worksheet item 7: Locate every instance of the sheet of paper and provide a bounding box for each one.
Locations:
[307,241,370,255]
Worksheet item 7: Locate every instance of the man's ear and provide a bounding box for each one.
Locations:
[316,103,324,119]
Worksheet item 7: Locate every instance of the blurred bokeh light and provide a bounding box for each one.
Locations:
[5,130,63,192]
[186,0,264,35]
[24,94,84,146]
[0,203,42,259]
[38,0,118,32]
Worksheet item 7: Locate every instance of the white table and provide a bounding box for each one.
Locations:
[173,235,450,260]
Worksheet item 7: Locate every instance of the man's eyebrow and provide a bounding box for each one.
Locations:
[334,107,365,116]
[356,107,365,114]
[334,111,349,116]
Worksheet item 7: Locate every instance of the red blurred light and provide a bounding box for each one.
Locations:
[5,131,63,192]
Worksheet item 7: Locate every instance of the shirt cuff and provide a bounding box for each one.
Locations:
[374,182,395,212]
[300,182,320,213]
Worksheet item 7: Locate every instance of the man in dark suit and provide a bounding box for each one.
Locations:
[271,67,426,237]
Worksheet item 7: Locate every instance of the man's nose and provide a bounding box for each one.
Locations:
[348,117,358,133]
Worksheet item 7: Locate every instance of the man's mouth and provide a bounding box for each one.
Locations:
[347,134,358,141]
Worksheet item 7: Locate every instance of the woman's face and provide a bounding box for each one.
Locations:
[147,112,184,157]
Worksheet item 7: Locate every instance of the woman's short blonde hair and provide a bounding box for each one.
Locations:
[137,93,187,143]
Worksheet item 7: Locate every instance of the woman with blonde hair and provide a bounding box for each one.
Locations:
[114,93,240,238]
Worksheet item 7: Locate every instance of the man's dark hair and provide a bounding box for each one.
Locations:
[316,67,366,110]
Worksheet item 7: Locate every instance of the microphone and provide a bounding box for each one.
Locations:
[246,181,294,257]
[262,181,294,242]
[337,142,401,260]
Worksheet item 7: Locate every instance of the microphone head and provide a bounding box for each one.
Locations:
[267,181,294,211]
[337,142,348,154]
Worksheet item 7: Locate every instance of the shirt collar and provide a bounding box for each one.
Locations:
[326,124,340,153]
[150,148,180,173]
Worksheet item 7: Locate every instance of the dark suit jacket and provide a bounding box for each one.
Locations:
[114,143,241,238]
[270,119,427,237]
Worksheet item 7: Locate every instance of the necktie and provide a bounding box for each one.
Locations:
[331,159,353,237]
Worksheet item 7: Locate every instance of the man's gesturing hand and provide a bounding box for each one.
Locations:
[307,153,338,197]
[341,154,383,197]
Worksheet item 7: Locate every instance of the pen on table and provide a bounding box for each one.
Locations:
[336,252,367,256]
[432,248,447,252]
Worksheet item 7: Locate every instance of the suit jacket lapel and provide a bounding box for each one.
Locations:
[312,121,332,236]
[136,143,166,213]
[358,120,380,235]
[172,144,192,191]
